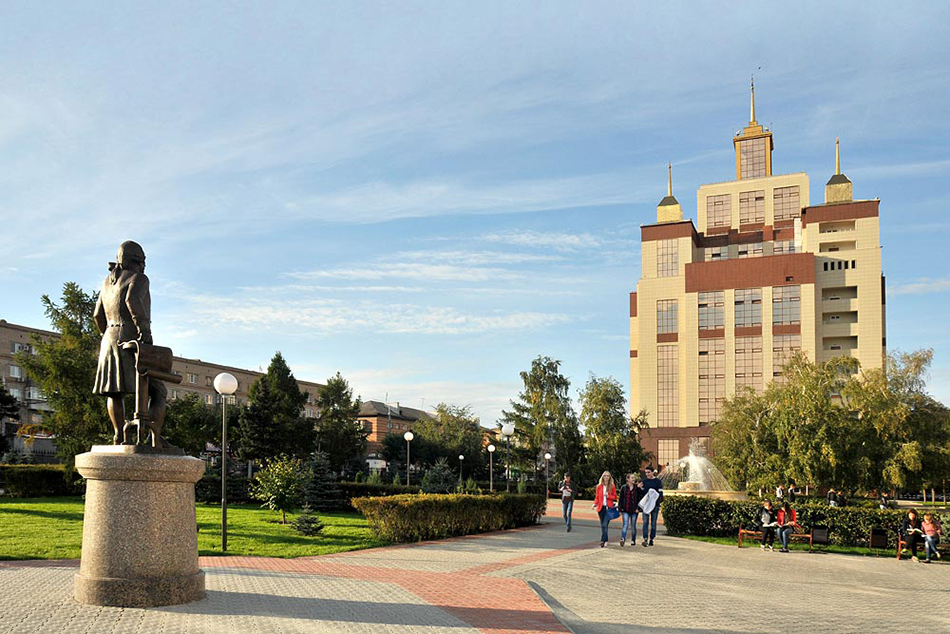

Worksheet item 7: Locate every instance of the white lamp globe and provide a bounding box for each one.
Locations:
[214,373,238,396]
[501,423,515,437]
[487,444,495,453]
[459,454,464,461]
[544,452,552,460]
[404,431,414,442]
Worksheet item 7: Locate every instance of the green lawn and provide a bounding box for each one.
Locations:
[0,497,388,560]
[677,534,906,558]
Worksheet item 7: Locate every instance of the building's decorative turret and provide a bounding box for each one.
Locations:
[732,77,774,180]
[657,162,683,223]
[825,137,853,203]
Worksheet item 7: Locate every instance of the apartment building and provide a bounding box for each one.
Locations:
[630,85,885,469]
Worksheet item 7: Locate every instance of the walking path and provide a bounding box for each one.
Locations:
[1,499,948,633]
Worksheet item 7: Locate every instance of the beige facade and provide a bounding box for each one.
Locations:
[0,320,324,459]
[631,91,885,468]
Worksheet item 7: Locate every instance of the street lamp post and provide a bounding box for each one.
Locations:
[458,454,465,486]
[403,431,414,486]
[487,444,496,492]
[213,372,238,552]
[544,452,552,497]
[501,423,515,492]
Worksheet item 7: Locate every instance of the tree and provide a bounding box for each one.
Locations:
[580,375,649,481]
[421,457,456,493]
[162,393,220,457]
[315,372,366,473]
[413,403,487,477]
[237,352,314,462]
[250,455,307,523]
[0,385,18,456]
[18,283,110,469]
[302,451,345,511]
[500,356,578,478]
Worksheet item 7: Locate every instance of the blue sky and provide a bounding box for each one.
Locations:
[2,2,949,424]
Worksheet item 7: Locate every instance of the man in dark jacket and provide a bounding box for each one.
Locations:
[637,466,664,547]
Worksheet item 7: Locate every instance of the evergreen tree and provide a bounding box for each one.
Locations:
[0,385,19,422]
[421,457,456,493]
[163,393,220,457]
[315,372,366,473]
[500,356,578,478]
[236,377,279,463]
[302,451,345,511]
[18,283,110,469]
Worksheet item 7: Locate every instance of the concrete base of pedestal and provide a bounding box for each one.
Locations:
[74,445,206,608]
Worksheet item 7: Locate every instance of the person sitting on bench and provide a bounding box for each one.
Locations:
[758,499,776,551]
[922,512,943,563]
[900,508,924,563]
[776,501,800,553]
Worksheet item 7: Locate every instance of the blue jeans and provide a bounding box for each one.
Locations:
[621,512,637,541]
[779,526,793,549]
[924,535,940,559]
[642,508,659,541]
[598,508,610,543]
[562,498,573,529]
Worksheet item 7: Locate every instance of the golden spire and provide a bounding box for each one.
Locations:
[667,162,672,196]
[750,75,756,123]
[835,137,841,175]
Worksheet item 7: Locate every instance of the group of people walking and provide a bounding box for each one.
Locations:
[557,468,664,548]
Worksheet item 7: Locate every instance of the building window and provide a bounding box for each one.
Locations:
[657,239,678,277]
[8,365,23,379]
[205,376,212,387]
[657,439,679,471]
[188,373,198,384]
[656,345,678,428]
[26,387,44,401]
[773,240,796,254]
[739,190,765,224]
[7,387,22,401]
[706,194,731,228]
[773,186,801,220]
[704,246,729,262]
[698,338,725,425]
[772,285,801,325]
[698,291,724,330]
[772,334,802,384]
[739,137,768,179]
[737,242,763,259]
[205,394,215,405]
[656,300,678,334]
[735,336,763,392]
[735,288,762,327]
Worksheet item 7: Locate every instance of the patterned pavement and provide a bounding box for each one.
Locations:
[0,500,948,633]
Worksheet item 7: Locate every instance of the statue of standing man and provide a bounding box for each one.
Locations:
[92,241,169,446]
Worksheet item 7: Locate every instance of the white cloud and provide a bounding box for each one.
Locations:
[287,262,519,283]
[890,278,950,296]
[481,229,604,250]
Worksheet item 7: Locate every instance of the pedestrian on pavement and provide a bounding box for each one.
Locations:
[878,492,890,510]
[776,501,800,553]
[618,472,640,547]
[636,466,663,547]
[921,512,942,563]
[775,484,784,501]
[787,482,797,503]
[827,488,838,507]
[592,471,617,548]
[558,473,576,532]
[758,499,776,550]
[900,508,924,563]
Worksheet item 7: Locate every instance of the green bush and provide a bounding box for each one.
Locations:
[292,507,326,536]
[661,495,944,548]
[0,464,83,497]
[352,493,547,542]
[195,473,253,504]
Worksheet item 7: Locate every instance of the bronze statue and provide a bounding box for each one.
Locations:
[93,241,181,448]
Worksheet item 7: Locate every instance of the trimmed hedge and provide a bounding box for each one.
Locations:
[339,481,420,501]
[0,464,83,497]
[352,493,547,542]
[662,495,944,549]
[195,473,253,504]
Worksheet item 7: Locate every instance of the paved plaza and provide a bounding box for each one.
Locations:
[1,501,948,634]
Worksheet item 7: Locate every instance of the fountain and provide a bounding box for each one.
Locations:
[661,440,747,501]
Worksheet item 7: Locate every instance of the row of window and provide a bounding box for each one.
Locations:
[656,286,800,334]
[704,239,796,262]
[706,185,800,228]
[2,386,45,402]
[655,334,801,426]
[823,260,857,271]
[739,137,768,179]
[8,342,35,355]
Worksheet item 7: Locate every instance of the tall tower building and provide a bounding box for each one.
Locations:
[630,84,885,469]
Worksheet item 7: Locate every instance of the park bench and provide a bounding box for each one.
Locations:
[896,531,950,560]
[738,524,813,551]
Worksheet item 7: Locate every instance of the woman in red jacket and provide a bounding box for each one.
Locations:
[592,471,618,548]
[776,502,800,553]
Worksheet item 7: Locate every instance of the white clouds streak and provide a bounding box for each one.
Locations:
[890,278,950,296]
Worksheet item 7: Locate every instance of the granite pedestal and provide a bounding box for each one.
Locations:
[73,445,206,607]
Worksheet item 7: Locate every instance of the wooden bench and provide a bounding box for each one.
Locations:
[896,532,949,560]
[738,524,813,551]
